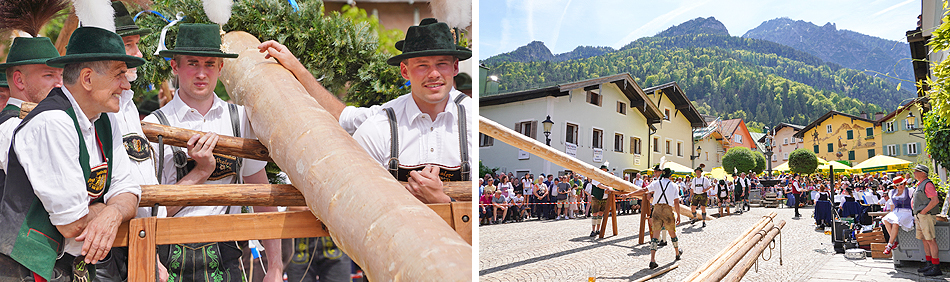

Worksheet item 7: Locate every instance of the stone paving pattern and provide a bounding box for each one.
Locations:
[478,205,950,281]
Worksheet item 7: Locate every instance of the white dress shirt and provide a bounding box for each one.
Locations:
[351,90,472,173]
[142,91,266,218]
[14,87,141,256]
[691,176,712,194]
[115,89,163,218]
[647,178,680,205]
[0,97,28,171]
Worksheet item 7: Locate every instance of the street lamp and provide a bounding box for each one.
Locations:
[542,115,554,146]
[763,126,774,179]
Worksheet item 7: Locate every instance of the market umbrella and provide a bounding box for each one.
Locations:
[850,155,913,173]
[663,161,695,177]
[703,166,734,181]
[817,159,852,173]
[773,161,790,172]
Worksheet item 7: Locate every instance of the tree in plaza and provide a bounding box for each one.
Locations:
[722,147,756,175]
[752,150,767,174]
[923,113,950,169]
[788,148,819,175]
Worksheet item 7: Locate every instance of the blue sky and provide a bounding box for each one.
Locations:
[478,0,920,60]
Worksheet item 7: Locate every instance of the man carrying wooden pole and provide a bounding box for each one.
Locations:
[143,23,282,281]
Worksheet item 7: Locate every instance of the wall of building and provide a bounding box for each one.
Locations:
[880,104,930,164]
[648,91,694,169]
[479,83,652,178]
[801,114,882,165]
[694,136,724,169]
[772,127,803,166]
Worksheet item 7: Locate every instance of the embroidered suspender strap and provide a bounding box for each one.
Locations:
[384,107,399,179]
[454,94,470,181]
[151,109,189,182]
[227,103,243,185]
[64,109,114,204]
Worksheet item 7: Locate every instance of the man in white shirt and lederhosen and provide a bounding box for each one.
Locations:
[644,167,683,269]
[689,167,714,227]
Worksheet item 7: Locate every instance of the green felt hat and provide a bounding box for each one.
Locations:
[113,1,152,37]
[387,18,472,66]
[0,37,60,69]
[158,24,238,58]
[46,27,147,68]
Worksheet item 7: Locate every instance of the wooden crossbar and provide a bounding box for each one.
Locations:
[139,182,472,205]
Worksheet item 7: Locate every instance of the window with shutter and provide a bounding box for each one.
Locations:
[666,139,671,155]
[847,130,853,140]
[592,129,603,149]
[868,149,875,158]
[866,127,873,138]
[902,120,908,131]
[901,144,907,156]
[479,133,494,147]
[848,150,855,160]
[677,142,683,157]
[566,123,578,144]
[814,145,819,153]
[614,133,624,152]
[653,137,660,153]
[827,143,833,152]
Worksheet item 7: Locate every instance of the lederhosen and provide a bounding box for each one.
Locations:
[651,179,675,231]
[734,178,745,200]
[717,181,729,201]
[151,104,246,282]
[0,88,112,281]
[383,93,470,183]
[691,178,708,207]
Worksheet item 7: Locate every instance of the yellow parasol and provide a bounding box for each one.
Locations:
[849,155,913,174]
[663,161,695,177]
[703,166,734,181]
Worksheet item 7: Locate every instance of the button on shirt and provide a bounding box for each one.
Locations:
[142,92,266,218]
[14,87,141,256]
[351,90,472,171]
[0,97,26,170]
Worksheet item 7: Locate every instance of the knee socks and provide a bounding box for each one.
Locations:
[671,236,679,249]
[650,238,659,251]
[702,213,707,221]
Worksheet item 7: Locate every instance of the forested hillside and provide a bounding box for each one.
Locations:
[481,18,914,128]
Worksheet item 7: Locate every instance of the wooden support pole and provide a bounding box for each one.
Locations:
[141,121,273,162]
[599,191,619,238]
[724,220,786,282]
[479,116,703,220]
[639,200,651,245]
[127,217,157,281]
[219,31,470,282]
[684,212,776,281]
[138,182,472,206]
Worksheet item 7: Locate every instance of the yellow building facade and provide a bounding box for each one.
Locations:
[794,111,882,165]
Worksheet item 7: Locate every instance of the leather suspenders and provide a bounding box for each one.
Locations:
[384,93,471,181]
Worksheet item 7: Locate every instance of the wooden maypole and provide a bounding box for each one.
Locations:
[218,31,471,281]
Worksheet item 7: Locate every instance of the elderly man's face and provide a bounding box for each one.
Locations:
[87,61,131,114]
[400,55,458,107]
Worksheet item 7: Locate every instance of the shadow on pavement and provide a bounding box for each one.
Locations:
[479,234,643,276]
[599,261,677,281]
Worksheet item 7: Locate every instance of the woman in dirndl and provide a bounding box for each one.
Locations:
[882,176,915,254]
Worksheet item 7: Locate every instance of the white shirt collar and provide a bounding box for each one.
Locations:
[401,89,462,123]
[167,90,227,121]
[61,86,99,127]
[6,97,24,108]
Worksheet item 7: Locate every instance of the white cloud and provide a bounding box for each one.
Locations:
[612,0,714,48]
[872,0,914,17]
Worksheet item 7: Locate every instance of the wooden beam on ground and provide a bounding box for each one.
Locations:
[141,121,273,162]
[633,263,678,282]
[684,212,776,282]
[138,182,471,206]
[219,31,470,282]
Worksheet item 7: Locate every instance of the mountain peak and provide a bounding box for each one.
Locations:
[656,16,730,37]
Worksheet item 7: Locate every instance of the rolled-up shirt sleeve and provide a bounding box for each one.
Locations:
[339,105,382,135]
[15,112,89,226]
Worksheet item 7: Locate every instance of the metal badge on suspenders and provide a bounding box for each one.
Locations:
[384,93,471,181]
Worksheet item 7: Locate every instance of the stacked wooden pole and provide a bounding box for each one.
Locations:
[218,31,470,282]
[683,212,777,281]
[724,220,786,282]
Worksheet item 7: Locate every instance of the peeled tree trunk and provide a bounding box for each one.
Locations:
[218,31,471,282]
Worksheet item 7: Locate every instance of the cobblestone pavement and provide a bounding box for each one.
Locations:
[478,205,950,281]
